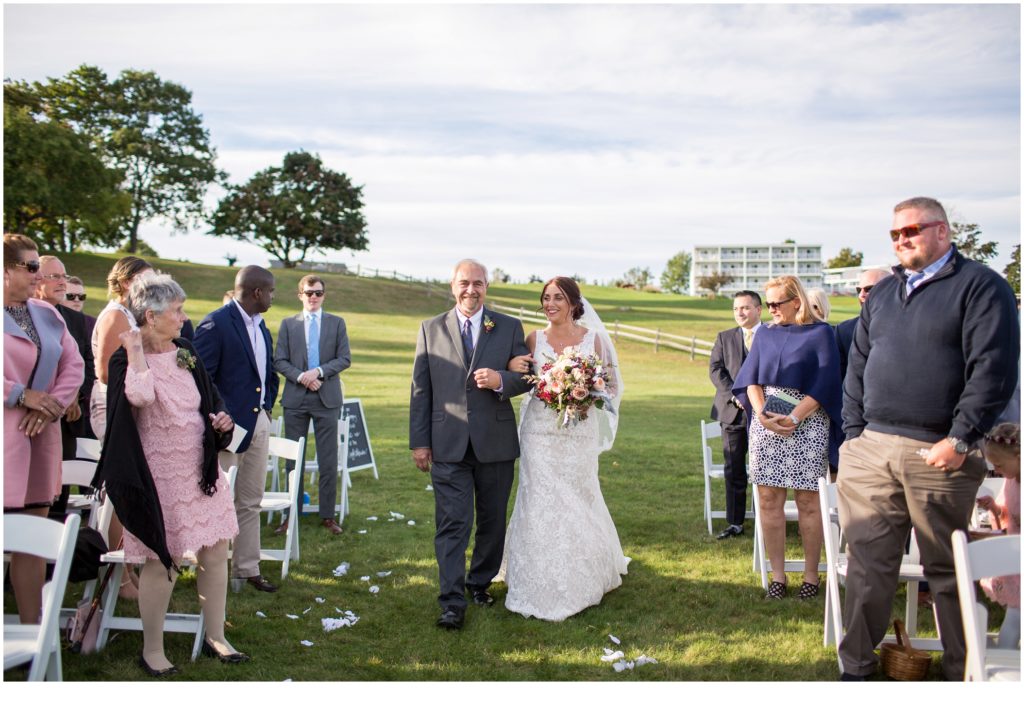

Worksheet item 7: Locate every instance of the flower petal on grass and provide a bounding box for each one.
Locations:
[369,585,380,594]
[425,485,433,491]
[634,656,658,666]
[389,511,405,519]
[360,575,371,581]
[608,634,620,644]
[300,640,314,647]
[256,611,267,618]
[407,520,416,526]
[357,529,368,534]
[333,562,350,576]
[376,571,392,577]
[315,597,325,604]
[302,606,312,614]
[286,614,300,620]
[600,650,624,662]
[366,516,378,521]
[612,660,634,673]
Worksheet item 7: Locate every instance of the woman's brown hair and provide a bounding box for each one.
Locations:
[541,276,585,321]
[3,233,38,270]
[106,256,152,300]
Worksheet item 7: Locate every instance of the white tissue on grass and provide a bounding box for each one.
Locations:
[322,610,360,631]
[612,660,634,673]
[333,562,350,577]
[286,614,299,620]
[255,611,267,618]
[608,634,621,644]
[369,585,380,594]
[376,571,392,577]
[600,650,624,662]
[389,511,405,519]
[634,656,658,666]
[357,529,367,534]
[315,597,325,604]
[360,575,371,581]
[300,640,314,647]
[366,516,378,521]
[407,520,416,526]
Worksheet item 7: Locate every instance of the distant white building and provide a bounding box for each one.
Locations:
[822,263,893,295]
[691,243,823,296]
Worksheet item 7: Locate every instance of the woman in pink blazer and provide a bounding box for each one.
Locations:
[4,233,84,623]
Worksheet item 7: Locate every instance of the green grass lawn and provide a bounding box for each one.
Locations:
[7,253,945,682]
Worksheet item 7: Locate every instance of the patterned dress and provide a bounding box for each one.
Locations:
[122,349,237,563]
[749,385,829,491]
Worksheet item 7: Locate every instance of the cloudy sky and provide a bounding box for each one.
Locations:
[3,2,1020,282]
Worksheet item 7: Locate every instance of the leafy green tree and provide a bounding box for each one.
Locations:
[491,267,511,284]
[34,64,221,252]
[209,151,368,268]
[826,247,863,269]
[3,96,129,252]
[660,251,692,294]
[950,221,998,264]
[118,238,159,258]
[697,271,734,298]
[621,266,652,289]
[1004,244,1020,294]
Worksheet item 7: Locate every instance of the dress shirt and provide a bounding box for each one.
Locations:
[232,298,267,397]
[455,307,483,348]
[905,247,954,296]
[304,309,323,377]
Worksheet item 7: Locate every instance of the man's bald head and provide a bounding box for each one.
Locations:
[857,268,891,305]
[234,265,275,314]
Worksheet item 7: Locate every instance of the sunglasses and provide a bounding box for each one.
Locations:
[42,273,71,282]
[13,260,41,274]
[301,290,325,297]
[65,293,87,302]
[855,285,874,295]
[889,221,943,242]
[766,297,795,311]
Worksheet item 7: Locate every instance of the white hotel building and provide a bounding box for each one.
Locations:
[691,243,823,296]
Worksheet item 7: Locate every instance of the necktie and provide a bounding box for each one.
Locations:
[743,328,753,351]
[307,314,320,370]
[461,318,474,362]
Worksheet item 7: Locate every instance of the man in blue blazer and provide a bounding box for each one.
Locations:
[194,266,280,593]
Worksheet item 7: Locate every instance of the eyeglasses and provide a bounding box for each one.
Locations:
[65,293,87,302]
[766,297,795,311]
[42,273,71,282]
[889,221,943,242]
[13,260,41,274]
[301,290,325,297]
[855,285,874,295]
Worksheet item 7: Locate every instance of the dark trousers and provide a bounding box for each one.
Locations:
[430,442,515,611]
[283,398,341,520]
[721,423,750,527]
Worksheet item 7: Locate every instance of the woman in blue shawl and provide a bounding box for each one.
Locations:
[733,275,843,601]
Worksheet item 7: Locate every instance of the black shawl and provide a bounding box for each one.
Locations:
[92,337,231,573]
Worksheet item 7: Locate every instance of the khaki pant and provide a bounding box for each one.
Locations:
[220,411,271,580]
[836,429,986,680]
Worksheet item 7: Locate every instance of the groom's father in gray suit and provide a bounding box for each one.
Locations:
[410,259,531,630]
[273,275,351,536]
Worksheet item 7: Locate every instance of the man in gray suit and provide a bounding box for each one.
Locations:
[410,259,531,630]
[273,274,351,536]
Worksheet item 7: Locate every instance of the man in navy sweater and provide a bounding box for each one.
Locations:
[837,197,1019,681]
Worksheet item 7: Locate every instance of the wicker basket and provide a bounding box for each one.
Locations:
[879,619,931,681]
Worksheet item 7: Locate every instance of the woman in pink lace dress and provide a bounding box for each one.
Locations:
[978,423,1020,649]
[93,273,244,676]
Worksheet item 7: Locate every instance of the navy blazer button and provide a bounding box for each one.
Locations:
[256,387,261,392]
[253,407,259,413]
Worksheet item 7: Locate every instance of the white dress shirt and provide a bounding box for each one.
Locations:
[455,307,484,347]
[233,298,267,397]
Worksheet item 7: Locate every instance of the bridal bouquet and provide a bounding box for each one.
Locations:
[525,346,615,427]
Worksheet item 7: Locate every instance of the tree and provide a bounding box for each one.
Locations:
[826,247,863,269]
[528,274,543,284]
[621,266,652,289]
[34,65,221,252]
[118,238,159,258]
[1005,244,1020,294]
[660,251,692,294]
[3,90,129,252]
[949,221,998,264]
[490,267,511,284]
[697,272,734,298]
[209,151,368,268]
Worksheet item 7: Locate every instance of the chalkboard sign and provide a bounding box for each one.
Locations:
[342,399,377,478]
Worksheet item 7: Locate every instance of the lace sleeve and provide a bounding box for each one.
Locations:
[124,365,156,408]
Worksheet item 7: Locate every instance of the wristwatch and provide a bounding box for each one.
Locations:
[946,436,969,455]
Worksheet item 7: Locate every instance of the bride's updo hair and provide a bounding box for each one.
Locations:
[541,276,585,321]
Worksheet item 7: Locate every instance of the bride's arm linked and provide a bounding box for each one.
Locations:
[506,331,537,374]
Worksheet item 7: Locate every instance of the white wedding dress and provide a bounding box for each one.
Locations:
[498,328,629,621]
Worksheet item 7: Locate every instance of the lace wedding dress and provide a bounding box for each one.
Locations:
[498,328,629,621]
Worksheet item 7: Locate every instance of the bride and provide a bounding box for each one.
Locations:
[497,276,629,621]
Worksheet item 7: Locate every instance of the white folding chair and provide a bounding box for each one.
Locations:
[4,513,81,681]
[952,530,1021,681]
[265,417,283,493]
[700,420,754,535]
[819,477,941,672]
[61,459,100,528]
[751,486,811,588]
[257,435,306,579]
[76,437,102,461]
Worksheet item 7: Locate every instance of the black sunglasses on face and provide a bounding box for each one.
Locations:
[766,297,795,311]
[66,293,87,301]
[889,221,943,242]
[14,260,41,273]
[855,285,874,295]
[301,290,325,297]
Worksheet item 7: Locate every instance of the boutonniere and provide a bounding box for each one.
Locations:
[176,348,197,370]
[483,315,496,334]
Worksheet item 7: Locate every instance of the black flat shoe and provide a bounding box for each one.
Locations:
[436,606,465,630]
[467,587,495,606]
[202,639,251,663]
[716,525,744,540]
[138,655,179,678]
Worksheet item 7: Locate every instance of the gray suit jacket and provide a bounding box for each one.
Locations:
[409,307,530,464]
[273,312,351,410]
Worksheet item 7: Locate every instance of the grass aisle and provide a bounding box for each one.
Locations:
[9,254,941,682]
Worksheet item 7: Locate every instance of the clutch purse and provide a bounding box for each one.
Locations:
[762,392,799,417]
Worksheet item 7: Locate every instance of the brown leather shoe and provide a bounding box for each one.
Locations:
[246,575,278,593]
[273,519,289,536]
[321,518,343,535]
